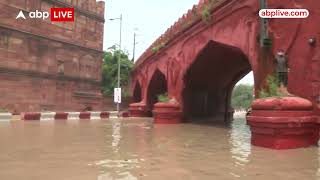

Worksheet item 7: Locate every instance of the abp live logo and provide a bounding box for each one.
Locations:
[51,8,74,22]
[16,7,74,22]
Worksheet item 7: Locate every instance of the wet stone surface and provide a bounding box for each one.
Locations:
[0,118,319,180]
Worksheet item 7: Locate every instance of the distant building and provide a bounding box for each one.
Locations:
[0,0,105,113]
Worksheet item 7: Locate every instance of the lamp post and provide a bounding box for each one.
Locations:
[132,28,140,62]
[132,32,136,62]
[109,14,122,113]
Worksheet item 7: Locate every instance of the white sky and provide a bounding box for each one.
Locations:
[237,72,254,85]
[101,0,254,85]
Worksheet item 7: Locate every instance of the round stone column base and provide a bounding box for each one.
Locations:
[153,102,182,124]
[129,102,149,117]
[247,97,319,150]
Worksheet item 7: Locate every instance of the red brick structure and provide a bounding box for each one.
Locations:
[247,97,319,149]
[0,0,105,113]
[129,0,320,149]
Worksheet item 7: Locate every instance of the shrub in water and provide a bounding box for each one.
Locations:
[157,93,170,102]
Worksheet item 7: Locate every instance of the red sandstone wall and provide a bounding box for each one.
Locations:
[0,74,102,113]
[0,0,106,113]
[0,0,104,50]
[0,30,103,81]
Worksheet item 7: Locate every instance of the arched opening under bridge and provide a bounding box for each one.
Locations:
[132,81,142,103]
[182,41,252,122]
[146,69,168,116]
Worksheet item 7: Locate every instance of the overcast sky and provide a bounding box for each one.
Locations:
[101,0,253,85]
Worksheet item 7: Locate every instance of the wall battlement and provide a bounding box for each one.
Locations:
[135,0,228,67]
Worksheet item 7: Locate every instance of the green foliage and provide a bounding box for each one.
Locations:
[0,108,8,113]
[157,93,169,102]
[258,74,285,98]
[102,45,134,97]
[201,5,211,22]
[152,43,165,53]
[231,84,254,110]
[258,89,269,99]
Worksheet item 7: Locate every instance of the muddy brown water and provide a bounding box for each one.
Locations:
[0,118,319,180]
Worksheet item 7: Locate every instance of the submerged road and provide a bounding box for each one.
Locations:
[0,118,318,180]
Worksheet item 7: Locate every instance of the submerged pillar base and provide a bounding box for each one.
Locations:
[153,102,182,124]
[247,97,318,150]
[129,102,149,117]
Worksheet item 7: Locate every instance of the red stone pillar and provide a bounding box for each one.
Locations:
[129,102,149,117]
[247,97,319,150]
[153,101,183,124]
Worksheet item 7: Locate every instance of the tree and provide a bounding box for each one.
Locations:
[231,84,254,110]
[102,45,134,97]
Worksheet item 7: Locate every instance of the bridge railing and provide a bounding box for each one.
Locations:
[134,0,230,67]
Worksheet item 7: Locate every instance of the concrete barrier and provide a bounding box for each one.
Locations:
[90,112,101,120]
[100,112,110,119]
[40,112,56,121]
[19,111,118,121]
[120,111,130,118]
[109,111,119,119]
[0,113,12,121]
[67,112,80,120]
[79,112,91,119]
[23,112,41,121]
[54,112,68,120]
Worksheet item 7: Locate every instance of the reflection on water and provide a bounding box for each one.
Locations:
[317,148,320,177]
[111,119,122,152]
[230,119,251,163]
[229,119,251,179]
[0,118,319,180]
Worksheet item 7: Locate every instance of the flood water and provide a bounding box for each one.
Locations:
[0,118,319,180]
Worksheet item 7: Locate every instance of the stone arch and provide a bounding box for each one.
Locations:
[182,40,252,122]
[132,80,142,103]
[146,69,168,116]
[177,4,263,94]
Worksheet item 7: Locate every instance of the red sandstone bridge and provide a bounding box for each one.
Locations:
[128,0,320,149]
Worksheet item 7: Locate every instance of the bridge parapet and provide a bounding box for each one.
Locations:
[135,0,229,67]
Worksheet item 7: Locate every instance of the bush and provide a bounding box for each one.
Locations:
[201,5,210,22]
[157,93,169,102]
[152,43,165,53]
[258,74,285,98]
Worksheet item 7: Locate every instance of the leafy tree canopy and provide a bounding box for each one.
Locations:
[102,45,134,97]
[231,84,254,110]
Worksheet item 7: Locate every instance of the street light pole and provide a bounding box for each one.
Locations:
[117,14,122,113]
[109,14,122,113]
[132,32,136,62]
